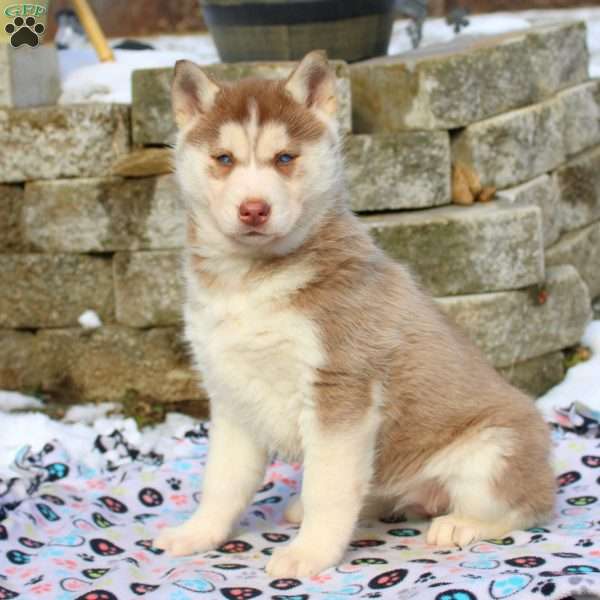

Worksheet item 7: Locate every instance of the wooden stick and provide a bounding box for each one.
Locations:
[71,0,115,62]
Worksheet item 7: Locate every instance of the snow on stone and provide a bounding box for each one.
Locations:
[388,13,531,54]
[0,391,43,412]
[63,402,120,423]
[78,309,103,329]
[537,320,600,421]
[390,8,600,77]
[59,45,217,104]
[58,8,600,106]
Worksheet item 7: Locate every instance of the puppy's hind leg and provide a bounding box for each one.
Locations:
[425,425,554,547]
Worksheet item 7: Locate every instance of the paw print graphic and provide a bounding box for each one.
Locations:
[217,539,253,553]
[367,568,408,590]
[505,556,546,568]
[166,477,181,491]
[77,553,95,562]
[5,16,45,48]
[576,538,594,547]
[532,578,556,595]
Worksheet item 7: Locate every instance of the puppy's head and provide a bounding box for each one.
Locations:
[172,51,342,257]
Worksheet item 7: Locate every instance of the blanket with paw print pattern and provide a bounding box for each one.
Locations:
[0,414,599,600]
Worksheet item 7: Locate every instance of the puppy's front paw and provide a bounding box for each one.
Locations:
[266,542,340,577]
[154,520,228,557]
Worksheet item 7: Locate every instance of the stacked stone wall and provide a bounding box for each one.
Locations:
[1,22,598,414]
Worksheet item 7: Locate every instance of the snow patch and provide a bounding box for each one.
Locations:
[537,320,600,421]
[78,309,102,329]
[63,402,120,423]
[0,404,199,475]
[59,44,218,104]
[0,391,43,412]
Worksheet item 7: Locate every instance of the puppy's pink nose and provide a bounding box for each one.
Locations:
[239,199,271,227]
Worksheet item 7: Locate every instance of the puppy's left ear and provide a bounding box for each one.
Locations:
[284,50,337,116]
[172,60,220,129]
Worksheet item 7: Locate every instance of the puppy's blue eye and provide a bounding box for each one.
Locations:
[277,153,295,165]
[216,154,233,166]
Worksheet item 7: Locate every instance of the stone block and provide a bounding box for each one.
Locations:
[114,251,183,327]
[351,22,588,132]
[593,297,600,320]
[452,97,565,189]
[0,327,202,404]
[112,147,173,178]
[437,265,591,368]
[0,104,130,183]
[558,80,600,157]
[556,145,600,233]
[0,254,114,328]
[132,61,351,146]
[0,184,28,251]
[496,174,561,248]
[0,45,60,108]
[498,351,565,398]
[23,175,184,252]
[364,203,544,296]
[546,221,600,299]
[345,132,451,211]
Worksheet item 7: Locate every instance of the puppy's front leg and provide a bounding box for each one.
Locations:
[155,415,268,556]
[267,400,379,577]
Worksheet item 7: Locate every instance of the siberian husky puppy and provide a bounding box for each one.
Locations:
[154,51,555,577]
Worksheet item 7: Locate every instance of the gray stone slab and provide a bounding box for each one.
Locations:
[351,22,588,132]
[0,184,28,252]
[559,80,600,158]
[0,327,202,404]
[23,175,184,252]
[346,132,451,211]
[0,104,130,183]
[0,254,114,328]
[364,202,544,296]
[498,351,565,398]
[452,97,565,189]
[114,251,183,327]
[436,265,591,368]
[556,145,600,233]
[496,174,561,248]
[546,220,600,299]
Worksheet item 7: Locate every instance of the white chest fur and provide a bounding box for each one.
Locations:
[184,258,324,460]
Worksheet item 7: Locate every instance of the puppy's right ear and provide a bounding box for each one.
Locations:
[172,60,220,128]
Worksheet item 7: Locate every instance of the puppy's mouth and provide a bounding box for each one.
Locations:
[234,229,277,245]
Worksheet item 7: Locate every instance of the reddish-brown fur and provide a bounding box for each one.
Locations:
[174,52,555,539]
[208,202,555,522]
[187,79,325,149]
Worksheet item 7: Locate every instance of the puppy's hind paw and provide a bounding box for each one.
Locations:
[427,515,482,548]
[154,521,227,557]
[427,514,499,547]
